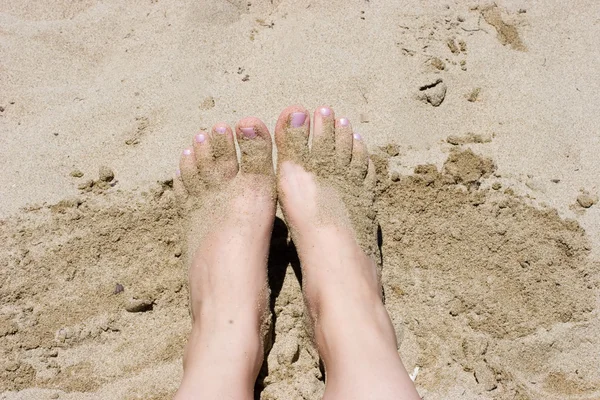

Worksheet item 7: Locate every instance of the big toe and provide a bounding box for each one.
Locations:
[275,105,310,167]
[235,117,274,175]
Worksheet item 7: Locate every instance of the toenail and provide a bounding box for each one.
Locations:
[319,107,331,117]
[290,112,307,128]
[353,132,362,140]
[339,117,349,127]
[176,169,181,177]
[195,133,206,143]
[240,127,257,138]
[215,126,227,134]
[183,148,192,156]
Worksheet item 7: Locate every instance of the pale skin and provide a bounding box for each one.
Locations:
[173,105,421,400]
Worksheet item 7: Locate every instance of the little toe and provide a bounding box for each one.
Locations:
[311,106,335,161]
[274,105,310,167]
[235,117,273,175]
[209,123,239,181]
[173,169,188,202]
[179,147,204,194]
[349,132,369,181]
[334,117,354,169]
[364,159,377,191]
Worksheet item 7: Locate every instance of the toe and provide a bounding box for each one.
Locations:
[364,159,377,191]
[334,117,354,169]
[311,106,335,160]
[235,117,273,175]
[274,105,310,167]
[179,147,204,194]
[209,123,239,181]
[349,132,369,181]
[192,131,215,180]
[173,169,188,201]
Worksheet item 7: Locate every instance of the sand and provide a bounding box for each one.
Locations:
[2,0,600,399]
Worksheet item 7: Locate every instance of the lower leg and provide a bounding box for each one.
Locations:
[173,118,276,399]
[175,319,263,399]
[304,232,420,400]
[273,105,420,400]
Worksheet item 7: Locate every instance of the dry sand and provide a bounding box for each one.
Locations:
[1,0,600,399]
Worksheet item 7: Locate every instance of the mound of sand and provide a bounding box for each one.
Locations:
[375,149,600,399]
[1,149,598,400]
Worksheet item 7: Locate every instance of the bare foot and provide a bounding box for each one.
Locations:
[275,105,420,400]
[173,119,275,399]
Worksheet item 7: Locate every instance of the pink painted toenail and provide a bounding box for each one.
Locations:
[240,127,256,138]
[290,112,307,127]
[353,133,362,140]
[176,169,181,177]
[339,118,349,127]
[319,107,331,117]
[195,133,206,143]
[183,148,192,156]
[215,126,227,134]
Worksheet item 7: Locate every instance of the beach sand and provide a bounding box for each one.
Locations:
[1,0,600,399]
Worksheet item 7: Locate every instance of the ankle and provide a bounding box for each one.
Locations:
[176,325,263,399]
[302,246,382,318]
[315,295,399,366]
[189,315,264,357]
[183,323,263,379]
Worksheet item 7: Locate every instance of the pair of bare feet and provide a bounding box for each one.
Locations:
[173,105,420,400]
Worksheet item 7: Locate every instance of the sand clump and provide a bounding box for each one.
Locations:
[70,170,84,178]
[417,78,447,107]
[76,166,117,194]
[481,5,527,51]
[0,183,187,398]
[466,87,482,102]
[375,149,600,399]
[1,149,599,399]
[442,148,495,184]
[429,57,446,71]
[447,132,492,145]
[98,166,115,183]
[576,193,598,209]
